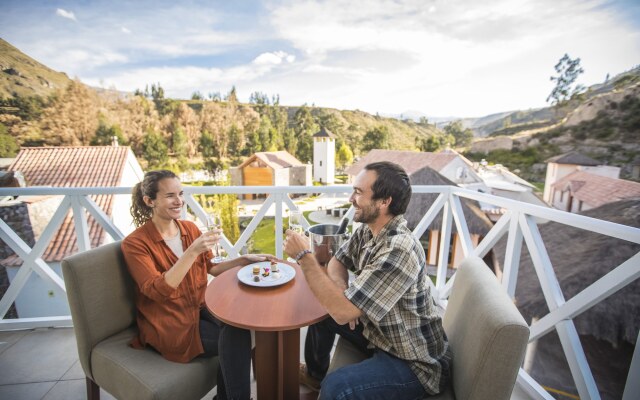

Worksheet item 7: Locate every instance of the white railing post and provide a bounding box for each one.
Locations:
[449,194,473,257]
[435,201,453,290]
[519,213,600,400]
[70,196,91,253]
[502,211,523,297]
[274,193,284,259]
[623,329,640,400]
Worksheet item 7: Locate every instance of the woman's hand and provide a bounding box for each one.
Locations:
[187,229,221,257]
[242,253,279,265]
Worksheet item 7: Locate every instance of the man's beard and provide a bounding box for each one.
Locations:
[353,202,380,224]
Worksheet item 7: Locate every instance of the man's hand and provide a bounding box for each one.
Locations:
[283,229,310,259]
[348,318,359,330]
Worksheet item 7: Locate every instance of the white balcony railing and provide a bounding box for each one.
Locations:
[0,185,638,400]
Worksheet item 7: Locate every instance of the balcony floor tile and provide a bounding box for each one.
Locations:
[0,327,78,385]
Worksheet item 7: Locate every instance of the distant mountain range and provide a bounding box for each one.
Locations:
[390,66,640,138]
[1,36,639,166]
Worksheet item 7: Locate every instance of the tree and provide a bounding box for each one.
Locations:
[91,119,126,146]
[362,126,390,151]
[191,91,204,100]
[227,124,243,157]
[200,130,216,158]
[444,121,474,147]
[213,192,240,244]
[204,158,227,178]
[318,111,343,135]
[293,105,318,162]
[283,127,297,156]
[417,135,445,152]
[39,80,99,146]
[142,130,168,168]
[171,127,188,170]
[335,142,354,171]
[0,123,19,157]
[547,53,585,105]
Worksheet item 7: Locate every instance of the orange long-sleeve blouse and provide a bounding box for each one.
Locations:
[121,219,213,363]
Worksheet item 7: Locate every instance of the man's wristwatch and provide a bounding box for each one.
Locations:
[294,249,312,264]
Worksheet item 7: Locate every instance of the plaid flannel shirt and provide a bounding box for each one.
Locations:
[335,215,451,395]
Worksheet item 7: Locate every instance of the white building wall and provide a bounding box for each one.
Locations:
[543,163,580,204]
[313,138,335,184]
[7,262,69,318]
[440,159,483,186]
[112,150,145,237]
[273,168,290,186]
[580,165,620,179]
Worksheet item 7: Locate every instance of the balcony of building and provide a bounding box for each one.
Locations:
[0,184,638,400]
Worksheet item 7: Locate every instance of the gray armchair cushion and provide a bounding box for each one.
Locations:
[92,328,218,400]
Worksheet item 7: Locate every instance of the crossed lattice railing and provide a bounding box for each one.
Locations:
[0,185,638,400]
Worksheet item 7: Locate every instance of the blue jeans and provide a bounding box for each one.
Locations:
[321,350,426,400]
[199,308,251,400]
[306,318,427,400]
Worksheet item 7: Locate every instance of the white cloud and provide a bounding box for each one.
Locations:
[13,0,637,116]
[253,51,296,65]
[263,0,640,115]
[56,8,77,22]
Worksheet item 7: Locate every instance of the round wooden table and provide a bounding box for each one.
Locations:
[205,262,327,400]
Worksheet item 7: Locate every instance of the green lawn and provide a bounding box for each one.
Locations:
[247,211,316,254]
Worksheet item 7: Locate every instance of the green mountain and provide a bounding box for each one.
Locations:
[0,38,71,98]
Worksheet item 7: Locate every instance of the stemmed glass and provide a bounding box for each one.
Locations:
[206,213,226,262]
[289,210,304,234]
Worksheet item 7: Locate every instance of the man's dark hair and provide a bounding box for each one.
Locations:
[364,161,411,216]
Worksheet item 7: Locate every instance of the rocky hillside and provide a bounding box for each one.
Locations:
[465,66,640,139]
[466,71,640,182]
[0,38,71,98]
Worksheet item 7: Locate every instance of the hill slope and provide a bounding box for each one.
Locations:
[0,38,71,98]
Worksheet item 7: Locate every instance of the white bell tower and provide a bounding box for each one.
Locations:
[313,128,335,184]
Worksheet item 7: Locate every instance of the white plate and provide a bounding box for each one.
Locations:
[237,262,296,287]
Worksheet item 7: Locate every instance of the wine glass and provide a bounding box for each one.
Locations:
[206,213,226,262]
[289,210,304,234]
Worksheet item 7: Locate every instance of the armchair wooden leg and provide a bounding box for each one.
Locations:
[86,377,100,400]
[251,347,257,379]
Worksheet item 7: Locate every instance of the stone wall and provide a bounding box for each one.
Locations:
[0,201,35,318]
[470,136,513,153]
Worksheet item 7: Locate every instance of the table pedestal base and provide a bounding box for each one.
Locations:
[255,329,301,400]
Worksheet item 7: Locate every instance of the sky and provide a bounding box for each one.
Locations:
[1,0,639,118]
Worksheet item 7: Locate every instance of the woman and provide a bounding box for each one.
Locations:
[122,170,269,400]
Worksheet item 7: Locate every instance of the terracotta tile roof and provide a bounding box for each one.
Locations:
[3,146,130,266]
[345,149,459,176]
[552,170,640,208]
[238,151,304,170]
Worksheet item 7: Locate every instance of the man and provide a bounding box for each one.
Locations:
[284,161,451,400]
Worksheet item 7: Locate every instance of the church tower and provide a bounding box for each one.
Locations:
[313,128,335,184]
